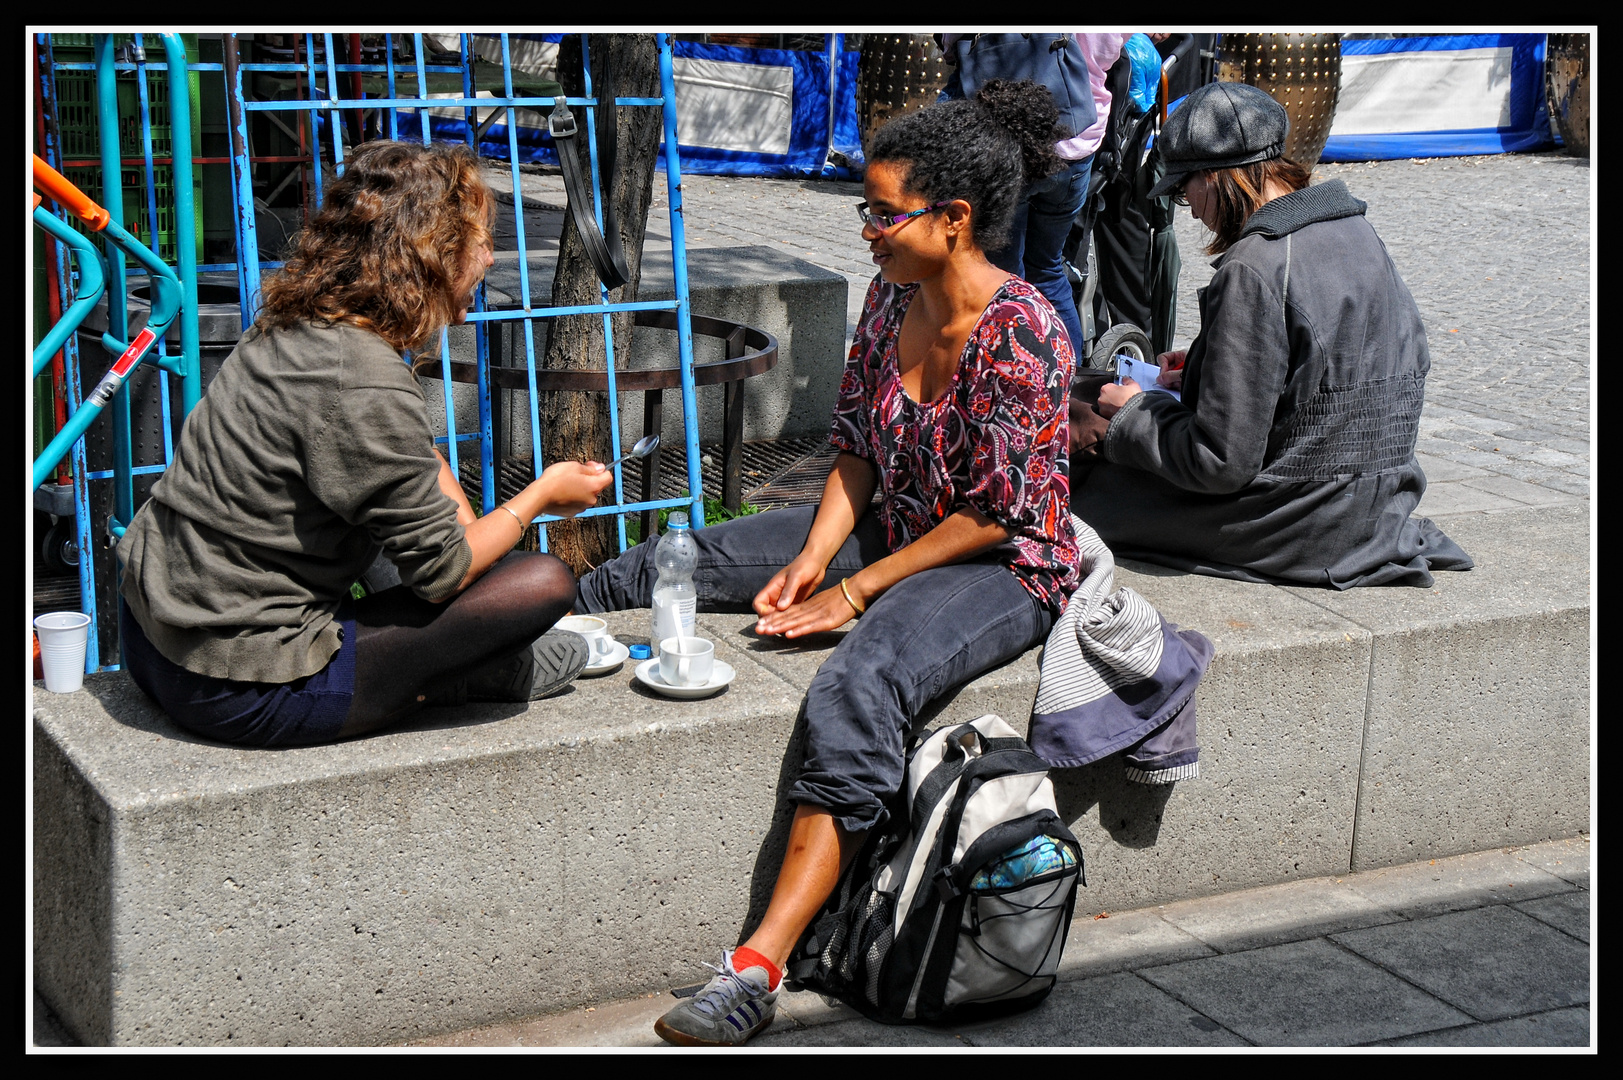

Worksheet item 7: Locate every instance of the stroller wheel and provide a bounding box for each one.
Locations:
[1089,324,1152,374]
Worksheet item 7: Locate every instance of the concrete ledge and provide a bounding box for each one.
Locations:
[32,506,1589,1044]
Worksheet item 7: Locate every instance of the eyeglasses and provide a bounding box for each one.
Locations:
[1170,186,1190,206]
[856,200,949,232]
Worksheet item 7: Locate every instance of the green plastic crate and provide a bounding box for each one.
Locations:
[45,33,201,265]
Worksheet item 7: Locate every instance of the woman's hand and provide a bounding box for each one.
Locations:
[1096,377,1142,419]
[537,460,614,518]
[754,578,861,638]
[753,551,827,619]
[1155,349,1187,392]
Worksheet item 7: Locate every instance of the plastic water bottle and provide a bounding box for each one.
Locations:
[650,511,698,657]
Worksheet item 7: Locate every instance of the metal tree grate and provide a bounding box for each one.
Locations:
[458,437,839,514]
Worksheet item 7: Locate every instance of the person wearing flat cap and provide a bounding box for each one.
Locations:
[1072,80,1472,587]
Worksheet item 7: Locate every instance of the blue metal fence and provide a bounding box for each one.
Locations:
[35,32,707,673]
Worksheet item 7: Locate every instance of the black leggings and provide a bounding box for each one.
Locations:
[123,551,578,747]
[341,550,578,737]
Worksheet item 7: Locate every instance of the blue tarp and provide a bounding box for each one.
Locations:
[395,35,863,179]
[1319,34,1554,161]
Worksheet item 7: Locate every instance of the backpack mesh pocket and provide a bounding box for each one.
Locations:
[944,853,1079,1008]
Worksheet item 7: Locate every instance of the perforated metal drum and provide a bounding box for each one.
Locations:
[1216,34,1342,168]
[856,34,952,156]
[1546,33,1589,158]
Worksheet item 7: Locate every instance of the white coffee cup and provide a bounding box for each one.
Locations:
[34,611,92,694]
[556,615,616,665]
[659,636,714,687]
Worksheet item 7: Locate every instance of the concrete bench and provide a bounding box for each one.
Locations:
[32,504,1589,1045]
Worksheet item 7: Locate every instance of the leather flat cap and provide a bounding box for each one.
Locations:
[1148,81,1289,199]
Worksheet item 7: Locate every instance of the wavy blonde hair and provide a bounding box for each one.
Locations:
[256,140,494,355]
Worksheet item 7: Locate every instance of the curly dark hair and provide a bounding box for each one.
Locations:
[866,79,1065,252]
[255,140,494,355]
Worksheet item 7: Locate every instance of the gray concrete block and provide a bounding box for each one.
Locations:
[1516,835,1590,888]
[1138,938,1471,1046]
[753,1016,971,1048]
[1059,908,1217,980]
[1417,480,1528,517]
[1370,1006,1591,1048]
[1148,877,1399,954]
[434,245,849,454]
[1512,891,1591,943]
[32,610,810,1046]
[1331,906,1590,1022]
[1339,846,1577,919]
[1058,564,1375,912]
[951,971,1249,1047]
[1281,506,1590,870]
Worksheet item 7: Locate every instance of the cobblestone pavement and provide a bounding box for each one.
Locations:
[488,148,1592,516]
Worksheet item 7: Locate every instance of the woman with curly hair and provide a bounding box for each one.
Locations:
[572,81,1080,1046]
[116,140,614,748]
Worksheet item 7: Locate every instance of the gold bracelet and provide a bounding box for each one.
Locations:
[839,577,864,617]
[498,504,527,530]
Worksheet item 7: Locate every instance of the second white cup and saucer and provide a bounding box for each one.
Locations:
[634,636,735,699]
[555,615,630,676]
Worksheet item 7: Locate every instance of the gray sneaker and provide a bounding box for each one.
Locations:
[654,950,779,1047]
[465,631,589,702]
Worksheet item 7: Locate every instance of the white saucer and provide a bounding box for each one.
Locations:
[634,657,736,699]
[580,640,630,677]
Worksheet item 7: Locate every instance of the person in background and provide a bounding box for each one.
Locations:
[941,33,1138,355]
[1075,82,1473,588]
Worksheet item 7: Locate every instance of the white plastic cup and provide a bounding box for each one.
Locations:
[33,611,92,694]
[658,636,714,687]
[555,614,616,664]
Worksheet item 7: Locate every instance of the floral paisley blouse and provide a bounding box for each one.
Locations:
[829,276,1081,613]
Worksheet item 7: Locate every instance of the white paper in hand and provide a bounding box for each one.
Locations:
[1116,356,1182,402]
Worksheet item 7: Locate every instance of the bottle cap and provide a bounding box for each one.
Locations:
[628,644,651,660]
[668,511,689,529]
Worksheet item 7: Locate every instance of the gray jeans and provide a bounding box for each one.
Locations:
[576,505,1055,833]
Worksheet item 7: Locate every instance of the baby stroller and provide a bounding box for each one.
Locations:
[1065,34,1199,375]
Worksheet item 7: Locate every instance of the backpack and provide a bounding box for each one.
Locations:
[945,33,1097,141]
[788,714,1084,1024]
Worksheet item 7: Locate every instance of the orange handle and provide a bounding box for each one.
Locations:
[33,154,110,232]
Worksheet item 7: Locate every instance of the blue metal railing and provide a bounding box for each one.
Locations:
[35,32,705,673]
[34,32,201,673]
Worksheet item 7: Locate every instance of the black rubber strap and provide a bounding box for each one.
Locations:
[548,43,629,290]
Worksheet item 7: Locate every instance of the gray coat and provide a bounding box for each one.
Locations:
[1075,179,1472,587]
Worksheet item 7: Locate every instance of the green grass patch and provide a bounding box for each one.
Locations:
[625,493,763,545]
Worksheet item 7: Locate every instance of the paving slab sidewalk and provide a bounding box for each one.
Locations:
[379,836,1590,1050]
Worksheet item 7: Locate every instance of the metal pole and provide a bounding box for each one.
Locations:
[95,34,134,535]
[656,35,704,527]
[224,35,262,327]
[160,34,201,417]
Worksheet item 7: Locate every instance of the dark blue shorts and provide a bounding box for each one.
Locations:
[120,601,356,748]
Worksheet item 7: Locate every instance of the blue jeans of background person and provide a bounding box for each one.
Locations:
[576,505,1056,834]
[989,155,1092,356]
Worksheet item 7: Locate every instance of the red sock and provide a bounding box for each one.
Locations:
[731,946,782,990]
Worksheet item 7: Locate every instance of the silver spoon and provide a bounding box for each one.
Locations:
[601,433,660,470]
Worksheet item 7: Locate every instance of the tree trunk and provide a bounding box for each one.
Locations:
[542,33,662,575]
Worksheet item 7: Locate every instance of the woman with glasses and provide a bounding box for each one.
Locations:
[574,80,1080,1046]
[1073,81,1471,588]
